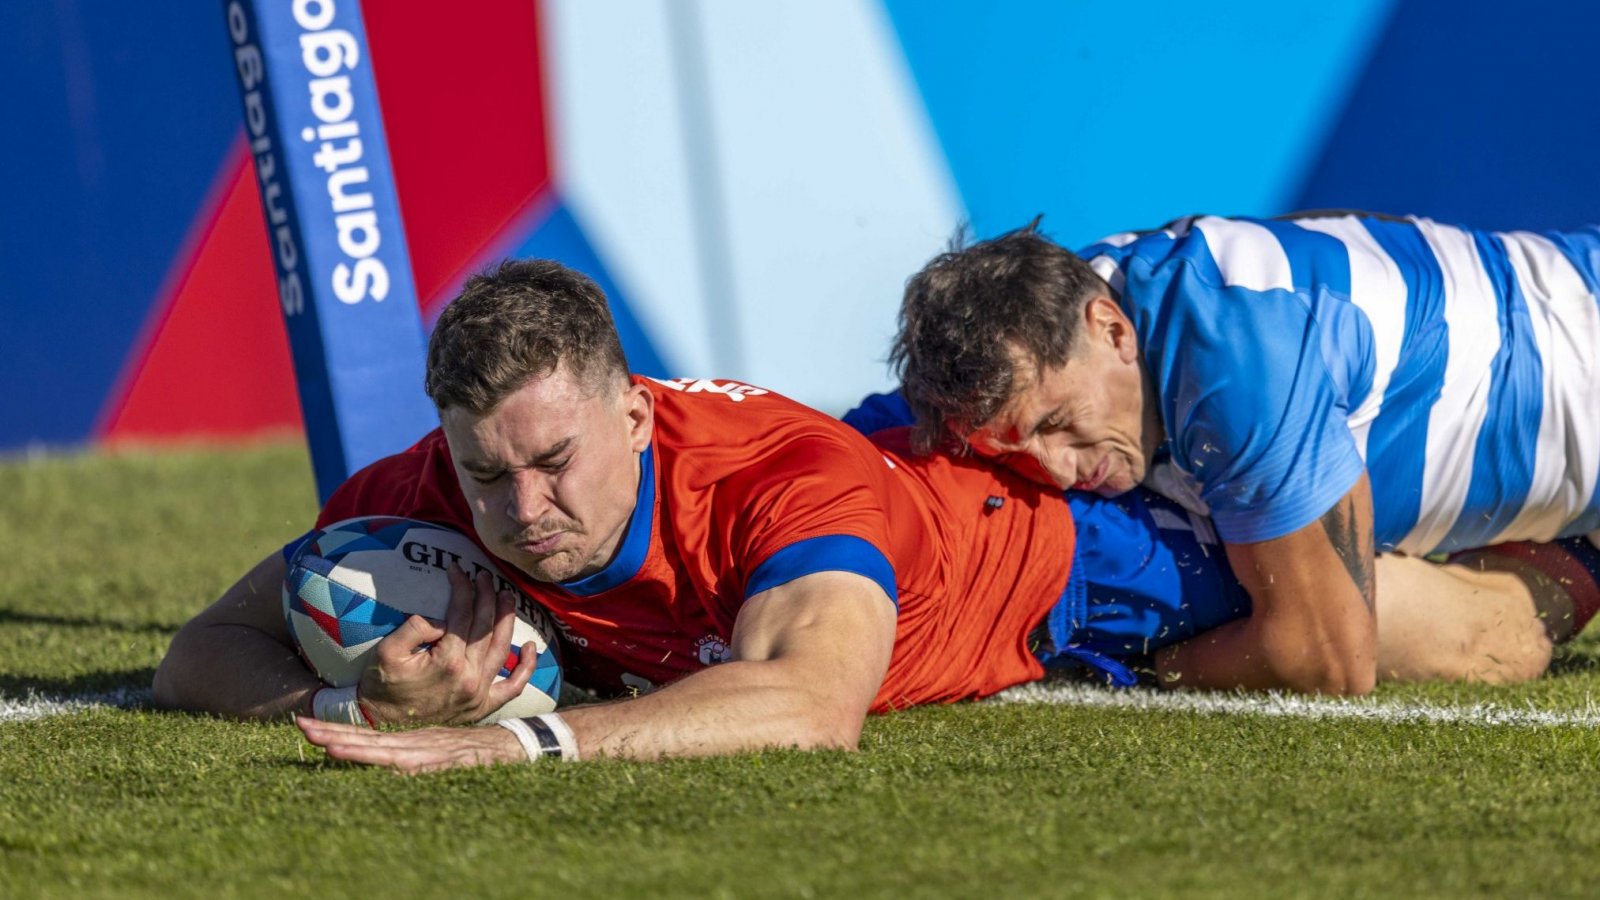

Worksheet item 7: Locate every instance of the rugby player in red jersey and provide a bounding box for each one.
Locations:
[153,259,1079,770]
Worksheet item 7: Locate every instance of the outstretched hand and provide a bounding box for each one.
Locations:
[356,565,538,726]
[297,717,526,774]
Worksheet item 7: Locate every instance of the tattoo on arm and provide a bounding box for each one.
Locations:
[1320,497,1375,611]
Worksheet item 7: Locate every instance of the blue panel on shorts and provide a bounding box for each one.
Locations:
[1052,487,1252,660]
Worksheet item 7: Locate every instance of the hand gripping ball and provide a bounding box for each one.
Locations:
[282,516,562,722]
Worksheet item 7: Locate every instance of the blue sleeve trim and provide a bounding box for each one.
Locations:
[744,535,898,608]
[281,530,315,563]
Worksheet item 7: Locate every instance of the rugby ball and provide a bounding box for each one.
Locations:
[282,516,562,722]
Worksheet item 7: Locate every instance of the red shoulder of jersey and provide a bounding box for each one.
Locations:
[644,377,900,605]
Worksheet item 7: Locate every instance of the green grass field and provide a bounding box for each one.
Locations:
[4,443,1600,899]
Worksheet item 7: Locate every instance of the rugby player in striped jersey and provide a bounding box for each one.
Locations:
[888,212,1600,694]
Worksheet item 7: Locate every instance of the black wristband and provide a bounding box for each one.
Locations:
[521,716,566,759]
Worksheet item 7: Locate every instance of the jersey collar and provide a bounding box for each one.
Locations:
[557,442,656,597]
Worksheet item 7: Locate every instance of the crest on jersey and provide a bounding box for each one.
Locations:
[696,634,732,665]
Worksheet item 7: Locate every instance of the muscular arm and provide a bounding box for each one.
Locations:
[561,570,896,758]
[151,551,322,719]
[299,569,898,768]
[1156,474,1378,695]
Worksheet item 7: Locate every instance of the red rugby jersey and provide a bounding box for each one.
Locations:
[314,377,1075,712]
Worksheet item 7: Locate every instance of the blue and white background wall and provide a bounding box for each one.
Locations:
[5,0,1597,453]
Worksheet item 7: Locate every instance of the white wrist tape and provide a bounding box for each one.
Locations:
[496,717,547,762]
[495,713,579,762]
[311,685,369,727]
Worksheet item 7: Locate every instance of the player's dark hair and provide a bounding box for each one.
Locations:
[425,259,631,413]
[890,217,1111,453]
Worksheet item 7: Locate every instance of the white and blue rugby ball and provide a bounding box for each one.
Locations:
[283,516,562,722]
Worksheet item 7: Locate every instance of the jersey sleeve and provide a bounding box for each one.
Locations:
[1142,259,1366,544]
[715,432,898,605]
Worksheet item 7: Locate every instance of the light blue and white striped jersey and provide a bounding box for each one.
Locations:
[1078,213,1600,555]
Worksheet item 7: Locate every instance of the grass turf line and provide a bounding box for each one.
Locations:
[5,442,1600,898]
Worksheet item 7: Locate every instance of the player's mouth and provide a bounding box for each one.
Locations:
[1074,457,1110,492]
[516,532,567,556]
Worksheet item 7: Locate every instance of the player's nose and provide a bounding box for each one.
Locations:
[504,470,554,525]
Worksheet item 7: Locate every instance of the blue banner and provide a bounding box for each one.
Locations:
[224,0,436,502]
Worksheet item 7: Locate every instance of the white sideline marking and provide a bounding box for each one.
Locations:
[995,682,1600,729]
[7,682,1600,730]
[0,687,150,724]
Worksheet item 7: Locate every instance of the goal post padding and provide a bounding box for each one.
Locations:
[223,0,436,502]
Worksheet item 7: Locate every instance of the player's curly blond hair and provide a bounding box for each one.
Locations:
[890,218,1111,454]
[425,259,630,414]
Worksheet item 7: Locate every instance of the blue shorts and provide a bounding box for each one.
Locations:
[1045,489,1251,683]
[844,390,1252,684]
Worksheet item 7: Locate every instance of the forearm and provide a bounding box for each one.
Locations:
[559,658,869,761]
[1159,480,1379,695]
[152,552,320,720]
[1155,611,1371,694]
[1155,617,1275,691]
[152,622,322,719]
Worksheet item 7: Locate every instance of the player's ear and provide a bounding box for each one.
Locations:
[623,381,653,453]
[1083,295,1118,344]
[1085,295,1138,363]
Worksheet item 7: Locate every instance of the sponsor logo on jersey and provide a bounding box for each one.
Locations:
[649,377,770,403]
[696,634,732,665]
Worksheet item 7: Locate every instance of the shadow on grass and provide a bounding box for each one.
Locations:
[0,608,176,634]
[0,667,156,703]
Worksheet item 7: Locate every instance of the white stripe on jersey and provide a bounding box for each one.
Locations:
[1403,219,1504,554]
[1193,217,1293,293]
[1290,216,1408,461]
[1086,257,1126,296]
[1490,230,1600,544]
[1085,231,1138,296]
